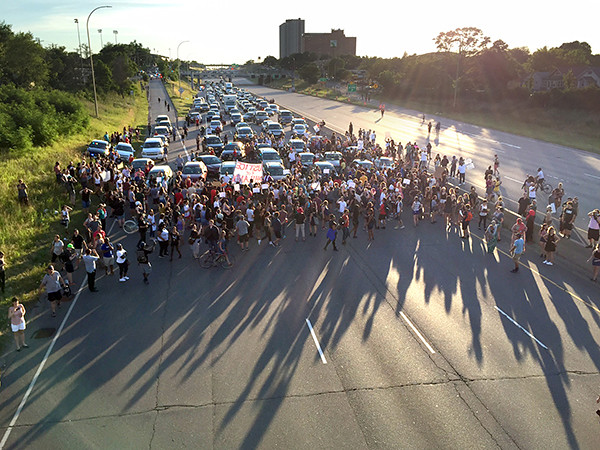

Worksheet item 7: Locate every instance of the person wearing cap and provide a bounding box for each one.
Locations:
[39,265,66,317]
[62,243,77,285]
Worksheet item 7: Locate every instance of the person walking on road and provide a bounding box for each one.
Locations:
[324,222,338,251]
[236,215,250,251]
[170,226,182,260]
[40,265,66,317]
[485,220,499,254]
[586,209,600,248]
[586,244,600,282]
[294,207,306,242]
[0,251,6,294]
[510,233,525,273]
[8,297,28,351]
[82,248,100,292]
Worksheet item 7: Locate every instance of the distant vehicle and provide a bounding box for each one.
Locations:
[266,122,284,137]
[323,151,343,168]
[141,137,167,161]
[156,120,172,132]
[263,161,288,181]
[220,161,237,178]
[292,123,309,137]
[353,159,374,171]
[267,103,279,115]
[279,110,293,125]
[235,122,251,132]
[209,120,222,134]
[155,114,170,124]
[291,118,307,127]
[154,126,170,139]
[236,127,255,141]
[243,111,255,122]
[223,94,237,110]
[181,161,208,181]
[254,110,269,125]
[314,161,337,175]
[196,154,222,178]
[258,100,268,110]
[220,147,245,161]
[147,165,174,185]
[189,111,201,122]
[231,112,243,125]
[376,157,394,170]
[131,158,154,172]
[259,148,283,165]
[298,152,315,167]
[115,142,135,160]
[87,139,110,157]
[202,135,224,153]
[288,139,306,153]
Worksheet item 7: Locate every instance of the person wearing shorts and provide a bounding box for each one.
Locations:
[510,234,525,273]
[40,265,65,317]
[8,297,28,351]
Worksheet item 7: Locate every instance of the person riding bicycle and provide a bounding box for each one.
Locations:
[204,219,220,254]
[535,168,545,187]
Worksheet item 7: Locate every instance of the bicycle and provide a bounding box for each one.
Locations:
[123,217,139,234]
[200,249,234,269]
[537,178,553,194]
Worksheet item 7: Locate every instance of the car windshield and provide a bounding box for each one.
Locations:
[268,124,281,130]
[145,141,161,148]
[221,166,235,174]
[90,141,106,148]
[239,128,252,134]
[268,166,283,175]
[291,142,304,149]
[206,137,221,144]
[262,153,279,161]
[182,166,204,174]
[325,154,339,160]
[301,155,313,162]
[201,156,221,165]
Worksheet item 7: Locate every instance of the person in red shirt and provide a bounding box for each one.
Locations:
[174,189,184,205]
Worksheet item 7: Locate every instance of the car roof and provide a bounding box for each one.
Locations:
[92,139,109,144]
[144,137,162,143]
[264,161,283,167]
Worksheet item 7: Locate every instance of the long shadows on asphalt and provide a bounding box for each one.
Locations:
[2,211,599,448]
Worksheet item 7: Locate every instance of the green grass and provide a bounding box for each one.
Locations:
[0,85,148,347]
[266,79,600,153]
[165,78,196,118]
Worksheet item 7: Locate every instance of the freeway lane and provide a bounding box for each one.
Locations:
[1,79,599,449]
[243,80,600,233]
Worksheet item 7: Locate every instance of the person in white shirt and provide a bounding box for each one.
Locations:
[157,226,169,257]
[337,197,347,215]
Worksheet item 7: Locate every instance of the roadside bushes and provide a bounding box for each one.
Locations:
[0,85,88,152]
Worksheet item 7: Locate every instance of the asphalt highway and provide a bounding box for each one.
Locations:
[0,79,599,449]
[243,79,600,236]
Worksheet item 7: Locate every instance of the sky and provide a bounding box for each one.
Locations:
[3,0,599,64]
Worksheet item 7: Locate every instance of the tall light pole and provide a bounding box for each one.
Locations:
[113,29,118,44]
[87,5,112,117]
[74,19,84,83]
[98,29,103,48]
[177,40,189,97]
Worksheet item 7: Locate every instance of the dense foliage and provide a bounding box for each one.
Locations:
[0,21,175,152]
[262,30,600,110]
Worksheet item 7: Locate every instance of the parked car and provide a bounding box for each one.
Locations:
[323,151,343,168]
[266,121,284,137]
[147,165,174,185]
[254,110,269,125]
[288,139,306,153]
[376,157,394,170]
[115,142,135,161]
[220,161,237,179]
[131,158,154,172]
[231,112,243,125]
[236,127,255,141]
[352,159,374,171]
[279,110,293,125]
[202,135,224,153]
[298,152,315,167]
[263,161,288,181]
[196,154,222,179]
[208,119,222,134]
[259,148,283,165]
[141,137,166,161]
[314,161,337,175]
[181,161,208,182]
[87,139,110,157]
[292,123,309,137]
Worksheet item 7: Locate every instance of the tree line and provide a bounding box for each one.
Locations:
[259,28,600,111]
[0,21,175,152]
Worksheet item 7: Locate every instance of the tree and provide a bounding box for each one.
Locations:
[434,27,490,107]
[1,31,48,88]
[327,57,345,79]
[563,70,576,90]
[298,63,320,84]
[262,56,278,67]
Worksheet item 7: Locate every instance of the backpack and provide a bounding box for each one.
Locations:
[466,211,473,222]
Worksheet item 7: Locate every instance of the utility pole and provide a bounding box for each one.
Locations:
[87,5,112,117]
[74,19,84,83]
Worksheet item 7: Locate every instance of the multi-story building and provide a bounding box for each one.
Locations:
[279,19,305,59]
[302,29,356,57]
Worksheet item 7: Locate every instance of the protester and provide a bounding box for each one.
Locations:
[8,298,28,351]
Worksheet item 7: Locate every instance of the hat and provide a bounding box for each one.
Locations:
[67,243,74,249]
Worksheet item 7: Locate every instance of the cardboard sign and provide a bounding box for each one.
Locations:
[219,192,226,198]
[234,184,240,192]
[252,187,260,193]
[261,183,269,190]
[323,168,330,174]
[233,161,263,185]
[403,178,411,185]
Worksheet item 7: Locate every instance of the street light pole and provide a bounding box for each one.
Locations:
[113,29,118,44]
[98,29,103,48]
[74,19,84,83]
[86,5,112,118]
[177,40,190,97]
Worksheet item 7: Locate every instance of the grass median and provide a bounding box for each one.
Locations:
[0,86,148,349]
[165,78,197,119]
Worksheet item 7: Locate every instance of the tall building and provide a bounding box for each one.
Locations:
[279,19,305,59]
[302,29,356,57]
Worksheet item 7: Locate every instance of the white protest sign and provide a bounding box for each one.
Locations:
[403,178,411,185]
[252,187,260,193]
[233,161,263,185]
[219,192,226,198]
[261,183,269,190]
[323,168,330,174]
[102,170,110,182]
[234,184,240,192]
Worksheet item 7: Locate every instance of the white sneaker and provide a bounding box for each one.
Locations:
[119,278,126,282]
[269,242,275,247]
[546,262,553,266]
[258,239,261,245]
[124,276,130,280]
[543,261,549,265]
